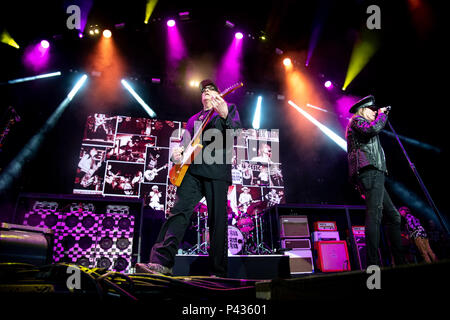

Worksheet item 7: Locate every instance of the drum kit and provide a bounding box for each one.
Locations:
[186,200,273,255]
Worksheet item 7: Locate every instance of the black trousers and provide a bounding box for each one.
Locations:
[357,169,405,266]
[149,170,229,276]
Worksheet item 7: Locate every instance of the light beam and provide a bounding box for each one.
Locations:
[252,96,262,129]
[7,71,61,84]
[121,79,156,118]
[0,74,88,193]
[288,100,347,151]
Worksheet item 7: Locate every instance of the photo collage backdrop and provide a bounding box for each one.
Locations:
[74,114,285,217]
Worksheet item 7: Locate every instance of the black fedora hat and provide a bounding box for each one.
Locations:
[199,79,219,93]
[349,95,377,114]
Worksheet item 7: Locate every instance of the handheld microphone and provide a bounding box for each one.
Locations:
[386,106,392,112]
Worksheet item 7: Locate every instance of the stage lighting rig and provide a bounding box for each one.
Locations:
[87,25,101,37]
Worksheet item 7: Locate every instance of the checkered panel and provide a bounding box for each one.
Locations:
[52,208,100,268]
[165,183,177,217]
[23,201,60,230]
[94,212,135,273]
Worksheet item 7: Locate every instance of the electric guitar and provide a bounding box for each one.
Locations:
[169,82,244,186]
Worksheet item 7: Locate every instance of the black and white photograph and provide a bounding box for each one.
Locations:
[102,161,144,197]
[144,147,169,183]
[237,160,253,186]
[262,187,285,209]
[82,113,117,147]
[106,134,155,163]
[248,161,270,186]
[116,116,151,135]
[269,163,284,187]
[141,183,166,211]
[73,145,106,194]
[150,120,181,147]
[236,185,262,216]
[247,139,279,163]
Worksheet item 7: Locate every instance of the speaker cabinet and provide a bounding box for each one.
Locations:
[281,238,311,249]
[20,200,136,273]
[316,241,351,272]
[279,215,309,238]
[95,212,135,273]
[52,204,100,268]
[285,249,314,274]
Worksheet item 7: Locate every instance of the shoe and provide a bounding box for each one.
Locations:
[135,262,173,276]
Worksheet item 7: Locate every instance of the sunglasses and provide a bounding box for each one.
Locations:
[201,85,217,93]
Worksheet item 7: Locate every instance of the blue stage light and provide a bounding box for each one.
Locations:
[121,79,156,118]
[288,100,347,151]
[252,96,262,129]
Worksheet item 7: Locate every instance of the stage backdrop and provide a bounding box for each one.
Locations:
[73,113,285,216]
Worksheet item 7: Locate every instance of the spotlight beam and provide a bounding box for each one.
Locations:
[252,96,262,129]
[121,79,156,118]
[306,102,441,153]
[6,71,62,84]
[144,0,159,24]
[0,74,88,193]
[0,30,19,49]
[288,100,347,151]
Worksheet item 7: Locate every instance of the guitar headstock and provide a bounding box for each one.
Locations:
[220,82,244,98]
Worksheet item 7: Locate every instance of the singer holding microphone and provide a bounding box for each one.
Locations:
[346,95,404,267]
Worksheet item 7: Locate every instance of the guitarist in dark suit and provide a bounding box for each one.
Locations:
[136,79,242,277]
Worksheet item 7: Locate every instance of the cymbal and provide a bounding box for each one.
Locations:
[247,201,265,215]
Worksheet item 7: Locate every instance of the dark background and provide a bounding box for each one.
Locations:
[0,0,448,231]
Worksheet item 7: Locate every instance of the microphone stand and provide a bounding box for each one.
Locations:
[386,116,449,235]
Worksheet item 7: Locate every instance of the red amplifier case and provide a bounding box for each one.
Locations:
[316,240,351,272]
[313,221,337,231]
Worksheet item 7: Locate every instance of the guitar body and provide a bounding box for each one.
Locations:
[168,82,243,187]
[169,144,203,186]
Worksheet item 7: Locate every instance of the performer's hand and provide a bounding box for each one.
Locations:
[379,107,388,114]
[209,93,228,119]
[172,146,184,163]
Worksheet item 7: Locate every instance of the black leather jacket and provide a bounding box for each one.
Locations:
[346,113,388,179]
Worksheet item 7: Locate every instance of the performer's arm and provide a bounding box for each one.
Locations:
[221,104,242,129]
[351,113,387,137]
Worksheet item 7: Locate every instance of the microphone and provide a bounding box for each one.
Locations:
[385,106,392,112]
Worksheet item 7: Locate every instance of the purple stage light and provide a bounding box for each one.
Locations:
[167,19,176,27]
[24,41,51,71]
[324,80,332,88]
[78,32,84,38]
[166,18,186,78]
[216,33,244,90]
[40,40,50,49]
[235,32,243,39]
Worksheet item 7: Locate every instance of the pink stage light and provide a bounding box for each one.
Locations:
[167,19,176,27]
[324,80,332,88]
[40,40,49,49]
[235,32,243,39]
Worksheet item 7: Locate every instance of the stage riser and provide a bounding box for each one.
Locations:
[174,254,290,279]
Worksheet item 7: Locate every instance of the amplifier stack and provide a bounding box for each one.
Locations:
[279,215,314,274]
[311,221,351,272]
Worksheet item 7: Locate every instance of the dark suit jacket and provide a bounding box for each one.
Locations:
[180,104,241,182]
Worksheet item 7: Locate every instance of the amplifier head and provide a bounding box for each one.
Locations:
[279,215,309,238]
